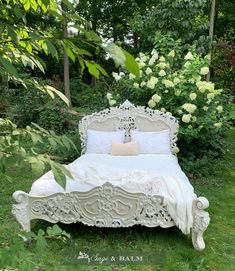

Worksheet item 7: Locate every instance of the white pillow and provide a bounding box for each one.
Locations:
[86,129,125,154]
[131,130,171,154]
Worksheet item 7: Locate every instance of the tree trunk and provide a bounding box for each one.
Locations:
[207,0,216,82]
[61,2,71,107]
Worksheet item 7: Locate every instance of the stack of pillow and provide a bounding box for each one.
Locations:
[86,129,171,156]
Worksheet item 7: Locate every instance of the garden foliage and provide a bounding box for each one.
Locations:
[108,48,233,173]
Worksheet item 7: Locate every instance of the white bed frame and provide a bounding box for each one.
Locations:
[12,101,210,250]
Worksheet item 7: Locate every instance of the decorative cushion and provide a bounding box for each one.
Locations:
[131,130,171,154]
[111,141,139,156]
[86,129,125,154]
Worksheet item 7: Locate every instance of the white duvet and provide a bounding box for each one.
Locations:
[30,154,197,234]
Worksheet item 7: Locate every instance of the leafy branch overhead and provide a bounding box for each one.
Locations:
[0,118,77,188]
[0,0,139,103]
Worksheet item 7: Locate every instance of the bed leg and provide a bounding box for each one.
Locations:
[12,191,31,232]
[192,197,210,250]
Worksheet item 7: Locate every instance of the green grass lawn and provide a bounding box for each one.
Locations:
[0,130,234,271]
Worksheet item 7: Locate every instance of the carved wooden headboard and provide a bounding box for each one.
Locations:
[79,100,179,154]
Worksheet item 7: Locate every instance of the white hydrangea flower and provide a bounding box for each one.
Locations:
[129,73,136,80]
[157,62,167,69]
[184,61,191,68]
[196,81,207,92]
[166,112,172,116]
[139,70,143,77]
[146,79,155,89]
[140,81,146,87]
[148,99,156,108]
[206,82,214,92]
[168,50,175,58]
[162,79,174,88]
[216,105,223,113]
[112,72,121,81]
[182,114,192,123]
[119,72,125,77]
[159,56,165,62]
[106,92,112,100]
[196,76,202,82]
[145,67,152,75]
[109,99,116,106]
[177,109,183,114]
[152,94,161,103]
[184,52,194,60]
[173,77,180,84]
[189,93,197,100]
[207,93,215,100]
[158,69,166,77]
[149,57,156,66]
[160,108,166,112]
[141,55,148,62]
[164,90,169,93]
[151,48,158,56]
[200,67,209,75]
[172,146,179,154]
[188,78,195,83]
[182,103,197,114]
[213,122,222,128]
[138,61,146,68]
[202,106,208,111]
[139,52,146,58]
[133,82,139,88]
[150,76,158,84]
[175,90,181,96]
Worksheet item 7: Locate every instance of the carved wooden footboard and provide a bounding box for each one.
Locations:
[12,182,209,251]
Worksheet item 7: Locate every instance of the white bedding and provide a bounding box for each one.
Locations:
[30,154,197,234]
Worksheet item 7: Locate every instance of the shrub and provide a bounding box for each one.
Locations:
[107,48,233,175]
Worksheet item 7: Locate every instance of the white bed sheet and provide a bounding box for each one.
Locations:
[30,154,197,234]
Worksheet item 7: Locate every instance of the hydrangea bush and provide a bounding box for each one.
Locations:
[107,49,232,174]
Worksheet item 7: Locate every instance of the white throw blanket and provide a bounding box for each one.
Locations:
[30,154,197,234]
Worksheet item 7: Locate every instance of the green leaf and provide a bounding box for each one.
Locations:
[64,46,75,62]
[31,160,45,176]
[46,40,58,59]
[0,57,18,77]
[85,61,99,78]
[32,57,45,73]
[45,86,70,106]
[47,224,62,236]
[105,43,125,67]
[78,58,85,75]
[35,229,47,253]
[51,163,66,188]
[85,31,102,43]
[50,161,73,189]
[95,64,108,77]
[122,49,140,79]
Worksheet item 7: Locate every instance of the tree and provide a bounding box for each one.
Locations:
[0,0,140,106]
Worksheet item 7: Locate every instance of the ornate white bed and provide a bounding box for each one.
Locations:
[12,101,210,250]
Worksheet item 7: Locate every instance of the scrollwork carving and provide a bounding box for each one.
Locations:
[192,197,210,251]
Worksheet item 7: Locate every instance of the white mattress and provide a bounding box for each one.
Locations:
[30,154,197,234]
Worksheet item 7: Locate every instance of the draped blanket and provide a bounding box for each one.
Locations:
[30,154,197,234]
